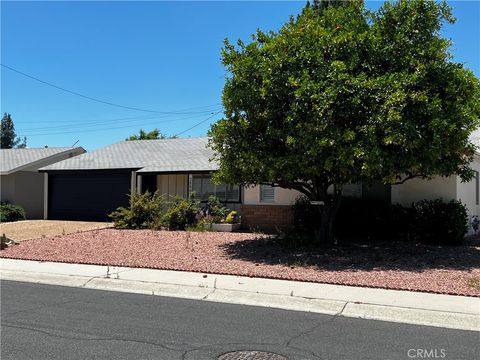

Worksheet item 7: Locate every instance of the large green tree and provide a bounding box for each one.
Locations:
[126,128,176,141]
[209,0,480,243]
[1,113,26,149]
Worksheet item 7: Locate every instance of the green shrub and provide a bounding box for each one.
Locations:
[204,195,228,222]
[411,199,468,246]
[160,197,200,230]
[0,203,26,222]
[109,191,167,229]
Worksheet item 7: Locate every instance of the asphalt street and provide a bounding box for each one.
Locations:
[1,280,478,360]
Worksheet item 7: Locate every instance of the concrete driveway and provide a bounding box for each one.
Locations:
[0,220,112,242]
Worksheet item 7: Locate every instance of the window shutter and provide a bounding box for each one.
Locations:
[260,185,275,203]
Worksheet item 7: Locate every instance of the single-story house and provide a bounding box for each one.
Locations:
[40,135,480,234]
[1,147,85,219]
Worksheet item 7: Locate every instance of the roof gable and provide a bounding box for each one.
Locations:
[0,147,85,175]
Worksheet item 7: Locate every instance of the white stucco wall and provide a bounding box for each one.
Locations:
[243,183,363,206]
[391,176,457,207]
[243,185,302,206]
[458,157,480,234]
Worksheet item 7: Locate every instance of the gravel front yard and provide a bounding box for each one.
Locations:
[0,220,112,242]
[1,229,479,297]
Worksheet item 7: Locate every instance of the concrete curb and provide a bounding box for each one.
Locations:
[1,259,479,331]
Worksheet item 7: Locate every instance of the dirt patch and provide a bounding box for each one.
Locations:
[0,220,112,242]
[0,229,479,297]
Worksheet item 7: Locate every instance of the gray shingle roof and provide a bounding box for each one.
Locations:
[1,147,85,175]
[41,137,218,173]
[470,129,480,150]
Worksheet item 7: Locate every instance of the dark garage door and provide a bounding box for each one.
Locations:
[48,172,131,221]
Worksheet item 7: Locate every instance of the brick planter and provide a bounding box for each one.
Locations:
[240,205,293,232]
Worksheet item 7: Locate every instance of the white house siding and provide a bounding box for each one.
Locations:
[390,176,457,207]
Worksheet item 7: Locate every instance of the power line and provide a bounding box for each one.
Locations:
[1,63,221,114]
[19,112,221,132]
[22,118,188,136]
[16,104,222,125]
[175,111,222,136]
[21,111,223,137]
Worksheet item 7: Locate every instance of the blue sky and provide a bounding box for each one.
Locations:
[1,1,479,150]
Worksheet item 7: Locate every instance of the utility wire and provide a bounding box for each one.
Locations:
[22,111,223,137]
[17,105,222,125]
[175,111,222,136]
[1,63,221,114]
[20,112,220,132]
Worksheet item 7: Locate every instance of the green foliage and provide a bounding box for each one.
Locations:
[1,113,26,149]
[204,195,229,222]
[0,203,26,222]
[209,0,480,243]
[411,199,468,245]
[126,128,177,141]
[108,191,166,229]
[160,197,200,231]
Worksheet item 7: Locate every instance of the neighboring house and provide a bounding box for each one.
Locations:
[40,135,480,234]
[0,147,85,219]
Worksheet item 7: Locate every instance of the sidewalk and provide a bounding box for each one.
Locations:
[1,258,478,331]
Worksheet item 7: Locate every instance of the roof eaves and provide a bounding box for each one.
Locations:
[6,147,85,174]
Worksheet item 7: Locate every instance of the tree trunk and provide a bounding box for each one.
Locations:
[312,187,341,245]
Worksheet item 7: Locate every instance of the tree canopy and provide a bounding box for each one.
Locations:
[209,0,480,242]
[1,113,27,149]
[126,128,176,141]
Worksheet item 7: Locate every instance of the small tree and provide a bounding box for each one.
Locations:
[1,113,26,149]
[127,128,164,140]
[209,0,480,244]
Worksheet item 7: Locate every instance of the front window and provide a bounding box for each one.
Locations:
[191,174,240,202]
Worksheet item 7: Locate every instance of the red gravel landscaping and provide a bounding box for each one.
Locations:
[1,229,479,297]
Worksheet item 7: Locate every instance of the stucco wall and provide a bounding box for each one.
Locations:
[390,176,457,207]
[14,171,45,219]
[0,171,44,219]
[243,185,301,206]
[0,174,16,203]
[458,157,480,234]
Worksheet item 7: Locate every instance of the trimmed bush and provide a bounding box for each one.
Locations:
[411,199,468,246]
[160,197,200,230]
[0,203,26,222]
[109,191,167,229]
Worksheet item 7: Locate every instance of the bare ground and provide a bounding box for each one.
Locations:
[0,220,112,242]
[1,229,479,297]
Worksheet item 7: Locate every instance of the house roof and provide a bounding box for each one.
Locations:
[40,137,218,173]
[0,147,85,175]
[470,129,480,152]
